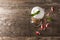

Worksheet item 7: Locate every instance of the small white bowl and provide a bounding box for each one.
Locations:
[31,6,45,19]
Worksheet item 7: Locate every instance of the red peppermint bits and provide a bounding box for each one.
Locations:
[51,7,54,12]
[46,23,49,28]
[35,31,40,35]
[40,24,45,30]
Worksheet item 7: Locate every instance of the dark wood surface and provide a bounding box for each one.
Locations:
[0,0,60,37]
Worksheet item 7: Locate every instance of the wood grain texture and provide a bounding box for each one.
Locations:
[0,0,59,37]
